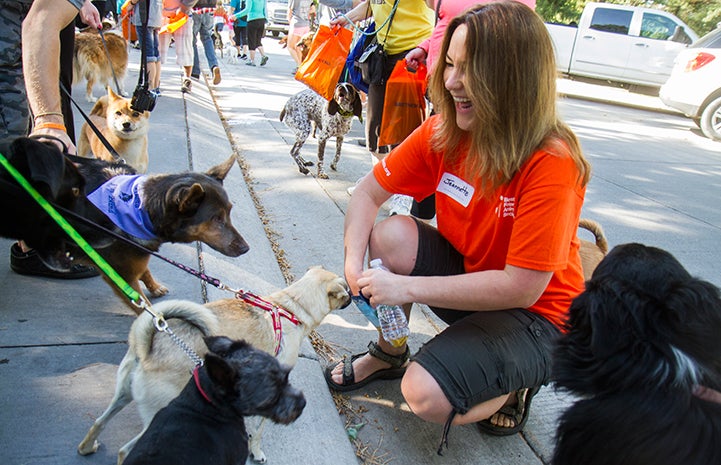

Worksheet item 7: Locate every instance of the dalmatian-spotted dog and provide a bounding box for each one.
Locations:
[279,82,362,179]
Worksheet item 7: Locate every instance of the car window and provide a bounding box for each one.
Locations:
[589,8,633,35]
[693,29,721,49]
[640,13,689,43]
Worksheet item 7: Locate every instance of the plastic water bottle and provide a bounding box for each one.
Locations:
[370,259,410,348]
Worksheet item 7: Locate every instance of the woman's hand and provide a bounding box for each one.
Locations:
[330,13,350,27]
[357,267,410,307]
[405,47,427,71]
[80,0,102,29]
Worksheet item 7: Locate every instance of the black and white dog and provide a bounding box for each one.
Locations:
[123,336,306,465]
[280,82,362,179]
[552,243,721,465]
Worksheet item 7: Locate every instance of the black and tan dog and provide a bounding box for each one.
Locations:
[553,243,721,465]
[1,136,249,310]
[123,336,306,465]
[280,82,363,179]
[69,153,249,308]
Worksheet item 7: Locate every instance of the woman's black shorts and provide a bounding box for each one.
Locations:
[409,219,561,414]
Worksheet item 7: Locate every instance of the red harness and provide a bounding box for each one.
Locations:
[235,291,301,355]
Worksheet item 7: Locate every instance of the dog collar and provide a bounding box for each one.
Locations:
[87,175,158,241]
[193,365,214,405]
[337,107,361,123]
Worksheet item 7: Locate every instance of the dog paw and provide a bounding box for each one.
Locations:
[87,95,98,103]
[250,450,267,464]
[317,171,329,179]
[77,439,100,455]
[297,156,314,167]
[330,163,338,171]
[147,284,169,298]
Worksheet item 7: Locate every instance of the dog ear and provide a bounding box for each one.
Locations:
[205,352,239,394]
[327,98,339,116]
[204,335,235,355]
[174,183,206,214]
[352,90,363,123]
[663,278,721,361]
[205,156,236,183]
[10,137,68,199]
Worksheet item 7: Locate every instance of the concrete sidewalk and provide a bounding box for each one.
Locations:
[1,31,716,465]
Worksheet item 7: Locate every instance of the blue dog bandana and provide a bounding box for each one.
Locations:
[87,175,157,241]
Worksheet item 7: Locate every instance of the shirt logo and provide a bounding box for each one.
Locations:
[495,195,516,218]
[437,172,474,207]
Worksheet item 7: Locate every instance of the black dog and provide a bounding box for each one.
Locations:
[0,137,100,268]
[552,243,721,465]
[123,336,306,465]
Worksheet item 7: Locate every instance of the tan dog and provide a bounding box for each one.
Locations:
[296,30,315,63]
[77,267,352,464]
[578,218,609,280]
[73,31,128,102]
[77,87,150,173]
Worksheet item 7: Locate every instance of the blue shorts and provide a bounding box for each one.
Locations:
[409,219,561,414]
[135,25,160,62]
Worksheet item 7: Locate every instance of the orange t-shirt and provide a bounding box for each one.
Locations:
[373,115,586,328]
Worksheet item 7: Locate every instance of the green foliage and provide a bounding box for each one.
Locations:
[536,0,721,36]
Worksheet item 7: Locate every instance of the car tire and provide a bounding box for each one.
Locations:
[700,96,721,141]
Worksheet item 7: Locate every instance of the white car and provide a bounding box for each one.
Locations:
[660,27,721,141]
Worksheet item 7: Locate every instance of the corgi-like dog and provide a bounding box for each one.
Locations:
[77,87,151,173]
[73,31,128,102]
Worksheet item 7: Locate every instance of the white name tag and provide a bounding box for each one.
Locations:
[437,172,474,207]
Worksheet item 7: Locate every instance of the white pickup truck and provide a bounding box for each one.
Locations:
[547,3,699,88]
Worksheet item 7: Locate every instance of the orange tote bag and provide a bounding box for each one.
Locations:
[295,25,353,101]
[378,59,428,147]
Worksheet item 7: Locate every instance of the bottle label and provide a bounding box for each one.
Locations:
[352,295,380,328]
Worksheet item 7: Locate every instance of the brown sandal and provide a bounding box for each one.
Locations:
[324,341,410,392]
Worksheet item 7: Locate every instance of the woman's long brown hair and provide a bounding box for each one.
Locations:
[428,1,590,197]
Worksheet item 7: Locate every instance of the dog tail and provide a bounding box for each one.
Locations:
[130,299,220,362]
[578,218,609,254]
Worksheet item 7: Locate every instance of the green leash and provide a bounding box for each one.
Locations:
[0,148,207,365]
[0,151,144,310]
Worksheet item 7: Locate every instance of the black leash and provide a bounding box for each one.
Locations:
[52,199,228,291]
[97,28,122,95]
[60,83,124,161]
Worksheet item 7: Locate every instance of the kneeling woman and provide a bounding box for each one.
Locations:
[326,0,590,446]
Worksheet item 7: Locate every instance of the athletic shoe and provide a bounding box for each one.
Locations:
[245,60,256,67]
[260,55,269,66]
[212,66,221,85]
[388,194,413,216]
[181,77,192,93]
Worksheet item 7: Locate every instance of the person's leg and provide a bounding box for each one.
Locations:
[198,14,220,83]
[59,20,75,143]
[149,29,161,90]
[403,308,559,426]
[199,14,218,69]
[191,14,202,78]
[327,215,421,386]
